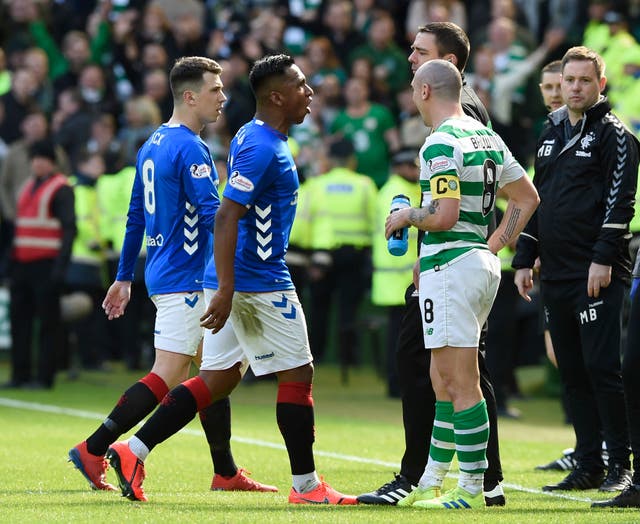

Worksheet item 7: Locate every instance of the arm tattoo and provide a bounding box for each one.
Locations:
[408,200,439,228]
[498,206,522,245]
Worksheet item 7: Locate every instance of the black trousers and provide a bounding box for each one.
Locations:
[396,283,503,486]
[543,279,630,471]
[309,246,370,364]
[9,259,63,387]
[623,285,640,482]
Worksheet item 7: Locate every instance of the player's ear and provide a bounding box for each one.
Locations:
[443,53,458,67]
[182,89,196,106]
[269,90,284,107]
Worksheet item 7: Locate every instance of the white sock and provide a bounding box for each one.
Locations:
[127,436,150,462]
[458,472,483,496]
[418,457,448,490]
[292,472,320,493]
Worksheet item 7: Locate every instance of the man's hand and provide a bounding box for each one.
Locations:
[587,262,612,298]
[514,268,534,302]
[385,208,410,240]
[200,289,233,333]
[102,280,132,320]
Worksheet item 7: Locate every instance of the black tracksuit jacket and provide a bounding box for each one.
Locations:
[512,96,639,283]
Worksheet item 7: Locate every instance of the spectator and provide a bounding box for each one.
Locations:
[64,149,109,371]
[320,0,366,69]
[51,87,93,170]
[307,138,377,371]
[0,68,38,145]
[599,10,640,106]
[23,47,54,115]
[117,95,162,166]
[0,109,69,225]
[142,68,172,122]
[3,139,76,389]
[304,36,347,88]
[396,85,430,149]
[85,113,125,174]
[348,12,411,98]
[218,48,255,137]
[330,76,400,188]
[77,63,121,117]
[405,0,468,42]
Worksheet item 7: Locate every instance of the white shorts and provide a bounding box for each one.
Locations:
[200,289,313,376]
[150,292,204,356]
[418,249,500,349]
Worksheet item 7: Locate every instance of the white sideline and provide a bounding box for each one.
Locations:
[0,396,596,503]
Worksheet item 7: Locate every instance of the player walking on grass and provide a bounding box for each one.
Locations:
[68,56,276,495]
[105,54,356,505]
[385,59,539,509]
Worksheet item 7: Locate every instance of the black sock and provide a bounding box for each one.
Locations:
[200,397,237,477]
[276,402,315,475]
[86,381,160,456]
[135,384,199,452]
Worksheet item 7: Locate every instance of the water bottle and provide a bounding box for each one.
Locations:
[387,194,410,256]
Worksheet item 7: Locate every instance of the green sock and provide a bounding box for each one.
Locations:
[454,399,489,496]
[418,401,455,489]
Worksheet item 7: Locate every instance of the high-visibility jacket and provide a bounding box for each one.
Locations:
[13,173,68,262]
[371,174,421,306]
[308,167,377,250]
[69,177,104,266]
[289,178,311,249]
[96,166,140,255]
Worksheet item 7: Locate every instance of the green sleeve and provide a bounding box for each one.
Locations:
[29,20,68,79]
[90,21,111,64]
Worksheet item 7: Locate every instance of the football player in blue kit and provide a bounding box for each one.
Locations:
[69,56,276,496]
[105,54,358,505]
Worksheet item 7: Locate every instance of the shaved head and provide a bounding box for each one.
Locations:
[413,59,462,101]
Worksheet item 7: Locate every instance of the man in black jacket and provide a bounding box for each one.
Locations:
[513,46,639,493]
[357,22,505,507]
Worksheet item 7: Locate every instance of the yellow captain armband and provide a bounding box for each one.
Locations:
[431,174,461,199]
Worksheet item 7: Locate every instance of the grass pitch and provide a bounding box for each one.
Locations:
[0,361,636,523]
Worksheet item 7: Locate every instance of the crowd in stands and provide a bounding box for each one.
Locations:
[1,0,640,384]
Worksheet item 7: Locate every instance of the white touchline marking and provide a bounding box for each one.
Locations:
[0,397,596,503]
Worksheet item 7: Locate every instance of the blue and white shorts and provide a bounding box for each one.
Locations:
[150,291,204,356]
[201,289,313,376]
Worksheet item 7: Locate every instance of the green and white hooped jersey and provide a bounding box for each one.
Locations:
[419,116,525,272]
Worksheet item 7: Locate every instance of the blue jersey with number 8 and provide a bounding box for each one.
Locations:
[116,123,219,295]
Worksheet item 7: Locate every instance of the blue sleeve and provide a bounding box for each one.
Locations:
[116,172,145,281]
[181,142,220,232]
[224,141,272,206]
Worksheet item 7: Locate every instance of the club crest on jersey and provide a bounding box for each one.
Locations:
[229,170,254,192]
[576,132,595,158]
[428,158,452,174]
[190,163,211,179]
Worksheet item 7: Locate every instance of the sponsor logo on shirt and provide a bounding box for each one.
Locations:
[190,163,212,179]
[229,170,254,192]
[147,234,164,246]
[428,158,452,173]
[254,352,275,361]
